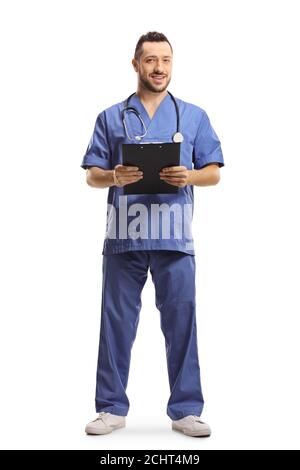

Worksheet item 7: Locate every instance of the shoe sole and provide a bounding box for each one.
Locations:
[172,425,211,438]
[85,422,125,435]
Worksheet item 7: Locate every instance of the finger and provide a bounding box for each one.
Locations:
[120,176,143,182]
[161,177,186,184]
[161,166,186,173]
[159,171,187,177]
[123,177,144,186]
[160,173,187,179]
[162,181,185,188]
[117,171,143,177]
[119,175,143,180]
[120,166,140,171]
[160,172,186,177]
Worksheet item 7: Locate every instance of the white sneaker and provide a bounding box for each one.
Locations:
[172,415,211,437]
[85,412,126,435]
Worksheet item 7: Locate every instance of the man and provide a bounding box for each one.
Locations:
[82,31,224,438]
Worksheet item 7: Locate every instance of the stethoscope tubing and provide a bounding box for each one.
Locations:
[121,91,181,142]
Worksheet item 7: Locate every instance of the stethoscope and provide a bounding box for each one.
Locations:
[121,91,184,143]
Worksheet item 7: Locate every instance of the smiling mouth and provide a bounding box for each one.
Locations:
[151,75,166,82]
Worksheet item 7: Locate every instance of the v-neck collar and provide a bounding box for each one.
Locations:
[131,92,171,125]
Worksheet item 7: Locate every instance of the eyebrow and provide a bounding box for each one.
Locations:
[144,55,172,59]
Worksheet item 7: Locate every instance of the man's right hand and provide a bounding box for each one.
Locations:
[113,164,143,187]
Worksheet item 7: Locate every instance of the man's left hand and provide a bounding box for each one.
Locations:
[159,166,190,187]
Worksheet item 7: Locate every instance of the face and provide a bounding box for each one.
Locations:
[132,41,173,93]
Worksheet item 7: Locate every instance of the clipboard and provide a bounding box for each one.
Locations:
[122,142,180,195]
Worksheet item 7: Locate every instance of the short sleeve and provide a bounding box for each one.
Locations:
[81,111,112,170]
[193,110,224,169]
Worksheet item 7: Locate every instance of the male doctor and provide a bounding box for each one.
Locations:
[82,31,224,438]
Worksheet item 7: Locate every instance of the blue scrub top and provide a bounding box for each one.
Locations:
[81,92,224,255]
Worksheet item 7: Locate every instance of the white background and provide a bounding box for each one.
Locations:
[0,0,299,450]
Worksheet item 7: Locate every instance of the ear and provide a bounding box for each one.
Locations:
[132,58,139,72]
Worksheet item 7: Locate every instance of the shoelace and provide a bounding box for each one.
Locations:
[93,412,108,422]
[192,415,204,424]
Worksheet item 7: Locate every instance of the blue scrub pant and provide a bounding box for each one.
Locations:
[95,250,204,420]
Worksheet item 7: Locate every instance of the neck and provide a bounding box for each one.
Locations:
[136,86,168,106]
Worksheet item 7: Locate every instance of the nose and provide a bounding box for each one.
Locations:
[154,67,164,74]
[153,60,166,73]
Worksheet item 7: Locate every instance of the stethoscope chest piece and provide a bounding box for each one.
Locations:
[173,132,184,143]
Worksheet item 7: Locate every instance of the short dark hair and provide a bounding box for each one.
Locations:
[134,31,173,61]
